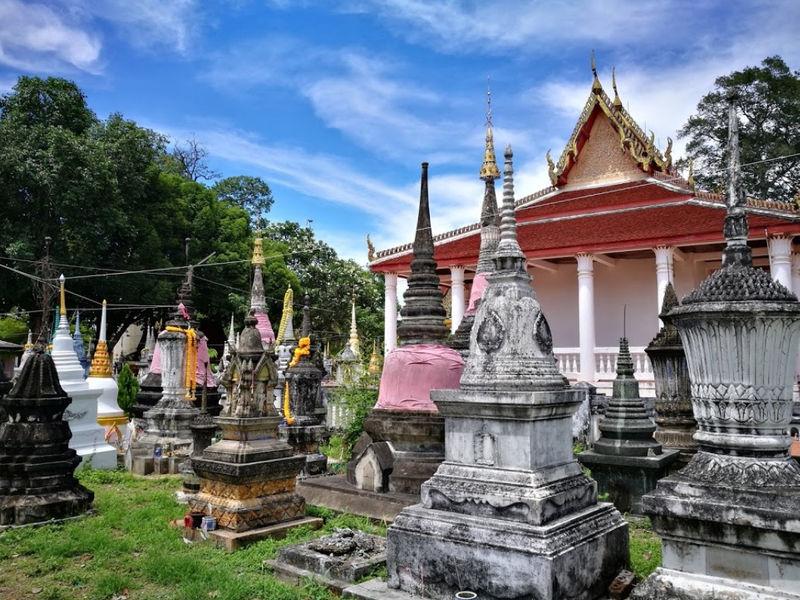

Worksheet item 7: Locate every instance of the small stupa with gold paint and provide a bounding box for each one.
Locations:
[87,300,127,445]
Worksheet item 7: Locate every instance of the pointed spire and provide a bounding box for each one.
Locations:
[368,340,382,375]
[301,294,311,338]
[73,311,81,341]
[58,274,66,318]
[349,295,360,357]
[721,103,752,268]
[660,282,679,318]
[686,159,695,189]
[495,146,524,265]
[277,286,295,344]
[591,50,602,93]
[24,329,33,349]
[250,238,266,312]
[479,83,500,181]
[611,66,622,108]
[227,314,235,346]
[89,300,112,378]
[397,163,448,345]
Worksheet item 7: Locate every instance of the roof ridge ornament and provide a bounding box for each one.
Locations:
[591,50,602,93]
[611,66,622,107]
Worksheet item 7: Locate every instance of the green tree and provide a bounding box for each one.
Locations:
[262,221,384,350]
[680,56,800,202]
[212,175,274,229]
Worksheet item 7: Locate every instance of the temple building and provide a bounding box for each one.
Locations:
[369,65,800,395]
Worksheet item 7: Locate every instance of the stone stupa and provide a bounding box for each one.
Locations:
[189,311,321,549]
[0,347,94,526]
[347,163,464,495]
[631,106,800,600]
[346,146,627,600]
[578,336,679,513]
[50,275,116,469]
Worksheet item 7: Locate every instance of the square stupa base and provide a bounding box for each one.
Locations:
[296,474,417,522]
[346,502,628,600]
[207,516,322,552]
[631,568,800,600]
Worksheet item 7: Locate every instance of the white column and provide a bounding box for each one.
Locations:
[792,253,800,299]
[384,272,398,353]
[450,266,466,333]
[576,254,596,383]
[654,246,675,323]
[768,235,793,292]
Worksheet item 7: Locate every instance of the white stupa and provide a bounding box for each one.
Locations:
[87,299,127,445]
[50,275,116,469]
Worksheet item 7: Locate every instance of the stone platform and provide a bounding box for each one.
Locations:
[267,528,386,592]
[296,474,417,522]
[208,516,322,552]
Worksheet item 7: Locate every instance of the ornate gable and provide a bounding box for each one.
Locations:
[547,70,673,188]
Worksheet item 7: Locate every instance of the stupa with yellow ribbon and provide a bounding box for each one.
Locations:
[131,298,200,475]
[87,300,127,445]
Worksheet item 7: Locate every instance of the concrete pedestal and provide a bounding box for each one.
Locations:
[280,423,328,476]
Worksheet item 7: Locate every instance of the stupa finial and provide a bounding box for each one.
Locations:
[251,235,265,266]
[301,294,311,339]
[616,337,635,378]
[494,145,524,266]
[349,294,360,357]
[89,300,112,378]
[479,82,500,182]
[59,274,66,317]
[721,103,752,268]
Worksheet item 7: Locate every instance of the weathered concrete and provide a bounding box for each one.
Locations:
[296,474,416,522]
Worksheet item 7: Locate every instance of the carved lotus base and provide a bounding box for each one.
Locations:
[189,489,306,533]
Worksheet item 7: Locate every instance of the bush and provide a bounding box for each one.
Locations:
[331,385,377,461]
[116,363,139,418]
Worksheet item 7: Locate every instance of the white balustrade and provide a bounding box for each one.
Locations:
[553,346,655,397]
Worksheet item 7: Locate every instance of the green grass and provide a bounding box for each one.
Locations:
[0,467,662,598]
[628,516,662,580]
[0,469,376,600]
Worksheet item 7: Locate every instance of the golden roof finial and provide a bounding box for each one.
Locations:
[687,159,696,189]
[251,235,265,266]
[591,50,602,93]
[546,149,557,186]
[59,274,66,317]
[368,339,382,375]
[611,66,622,107]
[479,79,501,181]
[366,234,375,262]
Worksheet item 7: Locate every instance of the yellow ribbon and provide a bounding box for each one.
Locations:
[165,325,198,400]
[283,382,295,425]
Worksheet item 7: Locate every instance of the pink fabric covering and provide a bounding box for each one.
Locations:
[466,272,489,315]
[147,334,215,385]
[254,310,275,345]
[150,340,161,374]
[375,344,464,412]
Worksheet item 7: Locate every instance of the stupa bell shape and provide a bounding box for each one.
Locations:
[87,300,126,437]
[250,236,276,345]
[49,275,116,468]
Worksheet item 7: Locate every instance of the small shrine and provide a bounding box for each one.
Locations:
[87,300,127,446]
[189,311,321,550]
[335,297,363,386]
[578,337,679,513]
[346,146,627,600]
[50,275,116,469]
[282,296,328,476]
[0,347,94,526]
[632,106,800,600]
[644,283,698,467]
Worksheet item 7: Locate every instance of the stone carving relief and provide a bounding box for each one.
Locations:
[477,310,505,353]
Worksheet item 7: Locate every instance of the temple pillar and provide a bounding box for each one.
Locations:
[383,273,398,353]
[449,266,466,333]
[654,246,674,325]
[576,253,596,383]
[768,234,793,291]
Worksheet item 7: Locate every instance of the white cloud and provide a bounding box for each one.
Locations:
[79,0,199,54]
[0,76,16,93]
[343,0,683,54]
[0,0,102,73]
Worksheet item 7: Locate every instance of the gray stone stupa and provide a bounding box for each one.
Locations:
[578,336,679,513]
[631,106,800,600]
[644,283,698,468]
[346,146,628,600]
[0,347,94,526]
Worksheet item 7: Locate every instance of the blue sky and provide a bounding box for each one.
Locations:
[1,0,799,264]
